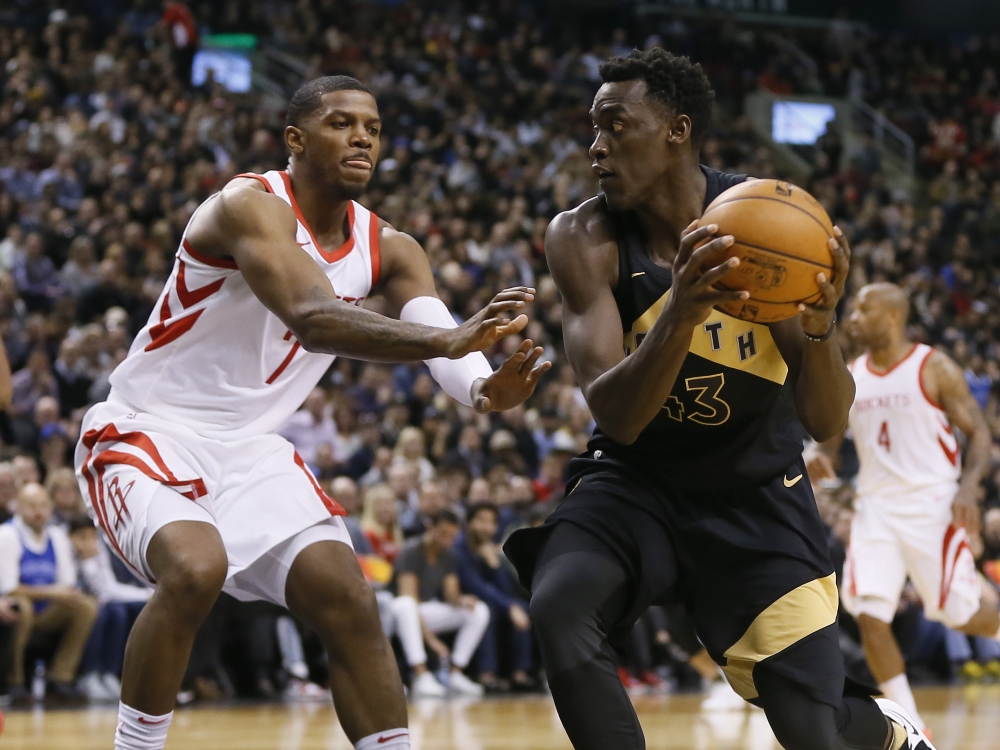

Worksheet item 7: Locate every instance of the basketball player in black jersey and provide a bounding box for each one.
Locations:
[504,49,934,750]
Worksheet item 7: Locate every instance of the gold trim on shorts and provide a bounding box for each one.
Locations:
[722,573,839,700]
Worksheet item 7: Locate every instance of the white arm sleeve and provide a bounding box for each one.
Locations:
[400,296,494,407]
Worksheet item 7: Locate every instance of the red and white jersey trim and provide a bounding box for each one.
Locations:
[108,170,382,440]
[849,343,961,498]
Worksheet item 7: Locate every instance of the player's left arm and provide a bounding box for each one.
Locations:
[923,349,991,536]
[771,227,855,442]
[374,222,550,412]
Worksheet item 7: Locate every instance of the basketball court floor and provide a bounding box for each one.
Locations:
[3,685,998,749]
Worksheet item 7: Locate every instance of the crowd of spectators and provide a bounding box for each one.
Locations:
[3,0,1000,706]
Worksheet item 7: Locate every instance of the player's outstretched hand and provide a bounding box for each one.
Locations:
[472,339,552,412]
[445,287,533,358]
[665,222,750,328]
[798,226,850,337]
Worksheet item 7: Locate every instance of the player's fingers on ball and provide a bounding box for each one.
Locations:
[833,225,850,252]
[713,289,750,304]
[700,256,740,286]
[678,224,718,262]
[681,219,700,236]
[690,235,735,266]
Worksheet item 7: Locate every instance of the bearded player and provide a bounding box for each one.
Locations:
[835,282,1000,733]
[75,76,549,750]
[504,48,933,750]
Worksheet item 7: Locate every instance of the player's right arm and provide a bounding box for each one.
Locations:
[186,180,529,363]
[548,205,747,445]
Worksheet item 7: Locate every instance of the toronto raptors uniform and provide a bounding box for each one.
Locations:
[73,170,380,605]
[841,343,981,627]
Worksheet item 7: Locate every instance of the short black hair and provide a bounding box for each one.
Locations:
[466,502,499,524]
[599,48,715,143]
[429,508,460,527]
[286,76,373,128]
[67,514,95,534]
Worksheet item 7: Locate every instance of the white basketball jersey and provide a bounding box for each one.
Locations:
[109,170,381,439]
[849,343,960,499]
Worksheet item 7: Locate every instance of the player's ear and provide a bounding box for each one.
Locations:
[667,114,693,145]
[284,125,305,156]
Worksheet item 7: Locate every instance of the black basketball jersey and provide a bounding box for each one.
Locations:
[587,167,806,489]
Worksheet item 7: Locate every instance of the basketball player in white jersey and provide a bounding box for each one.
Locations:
[74,76,550,750]
[836,282,1000,733]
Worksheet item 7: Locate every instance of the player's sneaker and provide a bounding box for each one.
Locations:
[875,698,937,750]
[79,673,113,702]
[101,673,122,700]
[447,671,485,697]
[701,678,746,712]
[617,668,647,696]
[640,670,670,694]
[283,678,329,702]
[412,671,447,698]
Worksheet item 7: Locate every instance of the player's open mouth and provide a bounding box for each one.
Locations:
[593,166,615,180]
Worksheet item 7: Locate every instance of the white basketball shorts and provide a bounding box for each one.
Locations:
[74,393,352,607]
[841,486,981,628]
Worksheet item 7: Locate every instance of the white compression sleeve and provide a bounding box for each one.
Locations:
[399,296,493,407]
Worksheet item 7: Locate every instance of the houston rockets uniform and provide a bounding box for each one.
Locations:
[842,343,980,627]
[74,170,380,605]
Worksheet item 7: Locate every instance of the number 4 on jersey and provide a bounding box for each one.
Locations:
[877,421,890,451]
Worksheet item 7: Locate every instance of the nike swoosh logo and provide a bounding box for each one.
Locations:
[137,716,171,725]
[378,733,408,743]
[783,473,803,488]
[631,271,645,277]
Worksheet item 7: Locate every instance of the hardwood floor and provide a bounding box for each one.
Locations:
[3,685,998,749]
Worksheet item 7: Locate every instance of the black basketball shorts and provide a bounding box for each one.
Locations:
[504,452,846,708]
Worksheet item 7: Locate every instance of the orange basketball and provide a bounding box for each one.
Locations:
[698,179,835,323]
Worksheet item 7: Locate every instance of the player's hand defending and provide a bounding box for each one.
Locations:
[471,339,552,412]
[445,287,533,358]
[798,226,850,338]
[665,222,749,328]
[952,485,982,537]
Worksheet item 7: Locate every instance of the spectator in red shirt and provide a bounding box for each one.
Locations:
[159,2,198,85]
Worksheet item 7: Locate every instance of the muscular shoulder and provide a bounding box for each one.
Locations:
[216,178,297,233]
[545,197,618,289]
[377,217,422,255]
[920,347,966,403]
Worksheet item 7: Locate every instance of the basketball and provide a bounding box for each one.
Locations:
[698,179,835,323]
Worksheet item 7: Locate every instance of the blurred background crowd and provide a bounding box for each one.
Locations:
[2,0,1000,707]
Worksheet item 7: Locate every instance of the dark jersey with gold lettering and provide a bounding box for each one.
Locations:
[587,167,805,489]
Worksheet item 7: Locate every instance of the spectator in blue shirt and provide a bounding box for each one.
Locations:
[454,503,534,691]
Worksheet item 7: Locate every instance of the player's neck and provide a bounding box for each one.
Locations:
[633,161,706,267]
[285,165,353,249]
[867,336,913,372]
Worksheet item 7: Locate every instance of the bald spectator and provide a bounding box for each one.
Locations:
[0,483,96,702]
